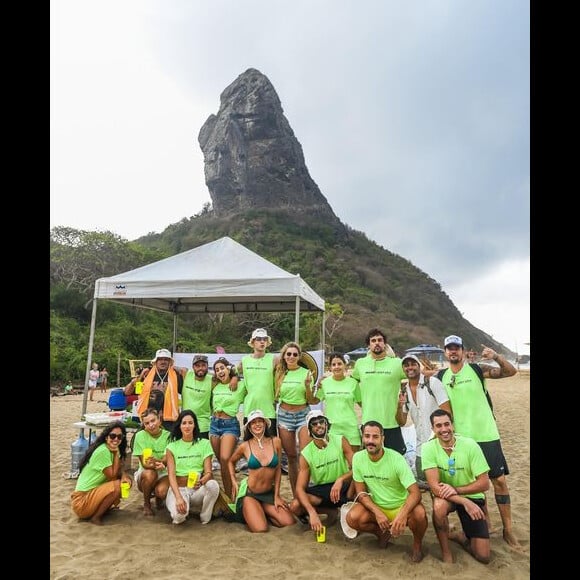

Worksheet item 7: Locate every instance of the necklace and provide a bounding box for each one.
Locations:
[255,435,264,450]
[155,370,169,384]
[441,437,456,451]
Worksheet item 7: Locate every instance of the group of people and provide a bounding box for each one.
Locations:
[71,327,520,564]
[88,363,109,401]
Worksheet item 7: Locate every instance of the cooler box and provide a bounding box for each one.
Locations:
[108,388,127,411]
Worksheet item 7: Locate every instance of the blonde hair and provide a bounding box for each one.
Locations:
[274,341,302,399]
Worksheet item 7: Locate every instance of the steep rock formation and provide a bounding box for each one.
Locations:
[198,68,339,222]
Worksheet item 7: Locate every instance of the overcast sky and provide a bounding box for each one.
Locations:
[50,0,530,356]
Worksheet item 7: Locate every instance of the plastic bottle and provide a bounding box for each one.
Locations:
[71,431,89,475]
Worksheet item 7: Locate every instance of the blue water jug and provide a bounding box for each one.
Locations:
[71,431,89,475]
[108,388,127,411]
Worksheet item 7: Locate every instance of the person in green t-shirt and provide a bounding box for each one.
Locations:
[344,421,427,562]
[132,407,171,516]
[351,328,407,456]
[289,410,355,533]
[165,409,220,525]
[422,409,491,564]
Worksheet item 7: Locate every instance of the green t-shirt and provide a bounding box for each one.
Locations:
[181,373,212,432]
[421,435,489,500]
[351,355,406,428]
[317,375,361,445]
[211,382,243,417]
[352,447,416,509]
[166,438,214,478]
[239,353,276,419]
[439,365,500,442]
[75,443,114,492]
[301,433,350,485]
[279,366,310,405]
[132,428,170,476]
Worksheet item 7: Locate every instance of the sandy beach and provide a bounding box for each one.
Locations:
[50,373,530,579]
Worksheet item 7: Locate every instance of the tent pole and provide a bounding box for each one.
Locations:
[81,297,99,419]
[294,296,300,342]
[172,311,178,354]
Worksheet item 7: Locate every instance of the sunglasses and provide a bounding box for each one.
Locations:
[448,457,456,476]
[254,337,268,341]
[449,375,456,388]
[108,433,124,441]
[310,419,326,427]
[285,352,300,357]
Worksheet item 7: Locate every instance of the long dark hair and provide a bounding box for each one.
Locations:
[78,421,128,473]
[170,409,200,443]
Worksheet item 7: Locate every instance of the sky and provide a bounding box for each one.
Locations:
[50,0,530,356]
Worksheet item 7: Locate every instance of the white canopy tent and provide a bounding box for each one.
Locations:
[81,236,326,416]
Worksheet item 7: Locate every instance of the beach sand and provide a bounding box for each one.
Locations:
[50,373,530,579]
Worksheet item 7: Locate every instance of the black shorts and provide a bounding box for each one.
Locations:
[382,426,406,456]
[450,498,490,539]
[305,481,350,507]
[477,440,509,478]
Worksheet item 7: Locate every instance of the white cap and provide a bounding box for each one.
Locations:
[244,409,272,434]
[444,335,463,348]
[306,409,327,426]
[401,354,422,366]
[247,328,272,347]
[151,348,173,363]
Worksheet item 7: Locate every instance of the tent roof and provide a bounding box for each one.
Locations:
[93,236,325,314]
[404,344,444,354]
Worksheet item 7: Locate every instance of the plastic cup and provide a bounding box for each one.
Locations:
[316,525,326,543]
[187,471,198,488]
[120,481,130,499]
[142,448,153,464]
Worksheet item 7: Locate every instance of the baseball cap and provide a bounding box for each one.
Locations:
[247,328,272,347]
[151,348,173,363]
[192,354,209,365]
[444,335,463,348]
[401,354,422,366]
[244,409,272,434]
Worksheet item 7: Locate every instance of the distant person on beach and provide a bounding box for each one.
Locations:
[210,357,243,499]
[289,410,355,532]
[395,354,451,489]
[124,349,185,431]
[351,328,407,455]
[70,421,133,525]
[99,367,109,393]
[274,341,319,496]
[165,409,220,525]
[237,328,278,436]
[316,352,362,452]
[422,409,491,564]
[437,335,520,548]
[88,362,100,402]
[344,421,427,561]
[132,408,171,516]
[227,410,295,532]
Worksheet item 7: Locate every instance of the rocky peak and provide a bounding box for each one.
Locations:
[198,68,339,221]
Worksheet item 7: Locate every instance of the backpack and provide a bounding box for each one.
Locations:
[436,363,494,417]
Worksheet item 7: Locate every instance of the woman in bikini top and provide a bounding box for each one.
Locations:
[227,410,295,532]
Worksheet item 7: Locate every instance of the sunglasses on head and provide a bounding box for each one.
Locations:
[108,433,124,441]
[285,352,299,357]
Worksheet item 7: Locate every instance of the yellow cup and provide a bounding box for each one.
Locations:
[316,525,326,543]
[120,481,130,499]
[142,448,153,464]
[187,471,198,488]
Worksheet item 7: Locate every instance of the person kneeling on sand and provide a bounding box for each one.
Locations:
[343,421,427,562]
[422,409,491,564]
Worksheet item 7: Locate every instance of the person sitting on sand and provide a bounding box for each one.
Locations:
[132,407,171,516]
[289,410,355,532]
[344,421,427,562]
[227,410,295,532]
[422,409,491,564]
[70,421,133,525]
[165,409,220,525]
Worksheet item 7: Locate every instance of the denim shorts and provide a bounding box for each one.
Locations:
[277,406,309,432]
[209,416,241,438]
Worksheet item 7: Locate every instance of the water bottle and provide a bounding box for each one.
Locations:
[71,431,89,475]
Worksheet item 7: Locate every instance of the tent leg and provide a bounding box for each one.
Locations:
[294,296,300,343]
[81,298,99,419]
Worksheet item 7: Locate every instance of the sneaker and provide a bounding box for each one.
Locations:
[236,456,248,473]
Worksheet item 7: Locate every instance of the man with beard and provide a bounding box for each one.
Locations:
[437,335,520,548]
[344,421,427,561]
[351,328,407,455]
[289,410,354,531]
[346,421,427,562]
[181,355,214,440]
[125,349,185,431]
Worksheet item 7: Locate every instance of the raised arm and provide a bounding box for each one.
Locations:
[479,345,517,379]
